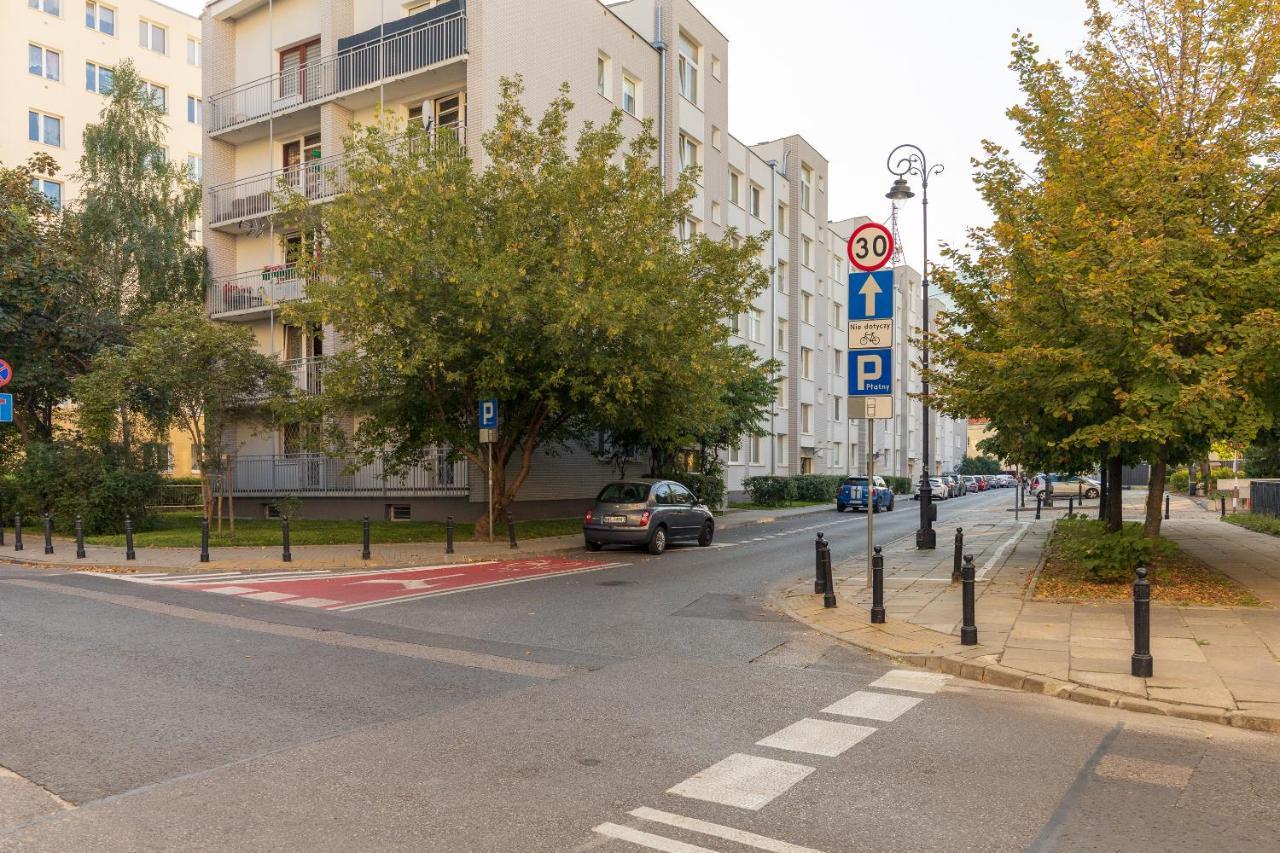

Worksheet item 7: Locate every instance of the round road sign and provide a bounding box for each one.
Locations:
[0,359,11,388]
[847,222,894,272]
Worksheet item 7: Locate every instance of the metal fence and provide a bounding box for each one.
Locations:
[217,452,468,498]
[207,266,305,315]
[206,12,467,134]
[1252,479,1280,517]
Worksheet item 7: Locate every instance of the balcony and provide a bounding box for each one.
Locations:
[222,451,468,498]
[206,126,465,231]
[282,356,325,396]
[207,266,305,318]
[207,7,467,139]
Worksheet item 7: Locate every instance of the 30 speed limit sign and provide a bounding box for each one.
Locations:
[847,222,894,272]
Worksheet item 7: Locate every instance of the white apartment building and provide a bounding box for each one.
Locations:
[12,0,204,208]
[200,0,961,518]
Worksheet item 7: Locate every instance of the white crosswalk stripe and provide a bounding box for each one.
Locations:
[630,807,827,853]
[667,753,815,811]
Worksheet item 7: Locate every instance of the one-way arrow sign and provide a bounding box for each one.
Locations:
[848,270,894,321]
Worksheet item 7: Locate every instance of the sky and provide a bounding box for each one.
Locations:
[170,0,1088,265]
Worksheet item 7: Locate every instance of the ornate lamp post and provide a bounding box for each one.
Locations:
[886,144,943,550]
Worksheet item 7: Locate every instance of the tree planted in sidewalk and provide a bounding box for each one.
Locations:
[279,78,772,536]
[927,0,1280,536]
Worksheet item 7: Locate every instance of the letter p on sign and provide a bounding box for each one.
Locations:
[856,354,882,389]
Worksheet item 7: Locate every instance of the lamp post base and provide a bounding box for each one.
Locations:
[916,528,936,550]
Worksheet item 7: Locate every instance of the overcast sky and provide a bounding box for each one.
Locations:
[171,0,1088,264]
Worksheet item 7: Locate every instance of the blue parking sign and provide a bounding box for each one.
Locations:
[848,349,893,396]
[479,399,498,429]
[0,393,12,424]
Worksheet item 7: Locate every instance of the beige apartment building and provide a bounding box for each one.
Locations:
[200,0,962,519]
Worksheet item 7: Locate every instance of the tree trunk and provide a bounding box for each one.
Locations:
[1200,458,1212,498]
[1143,445,1169,539]
[1106,456,1124,533]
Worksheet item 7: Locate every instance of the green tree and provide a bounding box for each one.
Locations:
[74,305,295,521]
[280,79,772,536]
[957,454,1001,476]
[928,0,1280,536]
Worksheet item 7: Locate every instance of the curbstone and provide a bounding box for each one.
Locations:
[1167,704,1228,725]
[1117,696,1172,716]
[940,656,966,677]
[1023,674,1073,698]
[982,664,1027,691]
[1226,709,1280,734]
[1069,687,1118,708]
[960,661,988,682]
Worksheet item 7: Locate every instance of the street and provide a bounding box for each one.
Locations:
[1,490,1278,852]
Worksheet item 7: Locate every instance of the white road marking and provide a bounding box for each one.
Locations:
[350,575,464,591]
[821,690,922,722]
[333,562,630,612]
[974,522,1031,580]
[667,753,815,811]
[592,823,718,852]
[629,807,826,853]
[207,586,258,595]
[286,597,344,608]
[755,718,877,758]
[239,591,298,602]
[868,670,951,694]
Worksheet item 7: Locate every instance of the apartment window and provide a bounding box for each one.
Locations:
[833,442,843,467]
[777,202,788,236]
[728,443,741,465]
[801,347,814,379]
[711,55,722,81]
[777,377,788,408]
[85,61,114,94]
[750,184,762,218]
[28,111,62,146]
[833,348,843,376]
[678,32,700,103]
[749,308,763,343]
[802,404,814,434]
[30,177,62,209]
[802,292,814,324]
[833,302,843,331]
[597,55,608,97]
[187,96,201,124]
[186,153,202,181]
[777,260,788,293]
[434,92,464,130]
[776,434,786,461]
[29,45,61,81]
[139,19,166,54]
[279,39,321,100]
[622,74,638,116]
[776,319,787,351]
[86,2,114,34]
[711,201,721,226]
[728,169,741,206]
[750,435,762,465]
[680,217,700,240]
[140,81,166,112]
[187,37,201,66]
[29,0,59,16]
[711,126,722,150]
[801,164,813,213]
[802,236,813,268]
[679,133,699,173]
[833,396,843,421]
[729,311,740,336]
[190,444,201,473]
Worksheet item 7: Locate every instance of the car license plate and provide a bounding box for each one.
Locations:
[604,515,627,524]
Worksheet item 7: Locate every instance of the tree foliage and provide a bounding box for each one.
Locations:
[281,78,773,533]
[928,0,1280,535]
[957,454,1002,476]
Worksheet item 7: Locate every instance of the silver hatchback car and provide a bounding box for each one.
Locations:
[583,480,715,554]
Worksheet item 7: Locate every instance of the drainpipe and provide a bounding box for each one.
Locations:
[653,6,668,186]
[768,158,778,476]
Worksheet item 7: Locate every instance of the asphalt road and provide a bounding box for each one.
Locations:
[1,489,1277,852]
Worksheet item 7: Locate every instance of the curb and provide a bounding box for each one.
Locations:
[776,586,1280,735]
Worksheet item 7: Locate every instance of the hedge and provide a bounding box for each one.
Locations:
[741,473,913,506]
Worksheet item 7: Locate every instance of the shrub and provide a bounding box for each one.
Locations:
[10,441,163,534]
[743,475,791,506]
[675,470,727,510]
[789,474,843,502]
[882,476,913,495]
[1050,516,1159,583]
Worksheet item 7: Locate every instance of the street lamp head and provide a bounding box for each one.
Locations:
[886,177,915,201]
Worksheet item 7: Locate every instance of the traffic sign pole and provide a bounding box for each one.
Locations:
[867,418,875,589]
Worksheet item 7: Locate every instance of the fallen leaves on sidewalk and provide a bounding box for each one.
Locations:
[1034,547,1262,607]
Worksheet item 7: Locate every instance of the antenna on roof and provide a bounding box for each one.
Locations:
[888,201,905,266]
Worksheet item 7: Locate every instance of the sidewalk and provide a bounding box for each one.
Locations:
[0,502,831,575]
[777,491,1280,733]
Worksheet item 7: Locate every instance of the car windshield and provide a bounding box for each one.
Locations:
[596,483,652,503]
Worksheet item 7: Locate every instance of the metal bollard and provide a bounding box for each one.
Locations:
[871,545,886,624]
[0,497,5,546]
[1220,495,1227,518]
[506,511,517,549]
[75,515,86,559]
[1131,565,1153,677]
[1165,493,1170,520]
[124,515,135,560]
[960,554,978,645]
[446,516,455,555]
[199,517,210,563]
[361,516,371,560]
[821,538,837,608]
[1035,494,1042,520]
[1068,496,1075,517]
[952,527,963,583]
[281,518,292,563]
[14,513,23,552]
[814,532,826,593]
[43,512,54,555]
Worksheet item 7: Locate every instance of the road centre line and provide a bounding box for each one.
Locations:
[629,807,827,853]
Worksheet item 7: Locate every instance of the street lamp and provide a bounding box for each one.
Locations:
[886,144,944,550]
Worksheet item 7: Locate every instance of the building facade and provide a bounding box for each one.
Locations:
[200,0,963,519]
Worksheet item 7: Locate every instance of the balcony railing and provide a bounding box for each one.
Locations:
[207,266,305,315]
[283,356,325,396]
[207,10,467,134]
[207,126,465,227]
[220,451,468,497]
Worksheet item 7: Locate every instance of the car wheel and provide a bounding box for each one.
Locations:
[647,525,667,555]
[585,541,602,552]
[888,496,895,511]
[836,504,847,513]
[1085,488,1099,499]
[697,521,714,547]
[872,501,880,514]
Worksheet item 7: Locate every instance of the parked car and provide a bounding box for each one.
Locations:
[973,476,988,492]
[583,480,714,554]
[962,475,980,492]
[943,474,962,497]
[1030,473,1055,499]
[837,476,895,513]
[915,477,948,500]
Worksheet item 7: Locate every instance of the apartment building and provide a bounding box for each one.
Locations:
[200,0,962,518]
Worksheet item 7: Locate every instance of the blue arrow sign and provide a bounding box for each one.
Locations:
[848,271,894,322]
[479,399,498,429]
[848,349,893,397]
[0,393,12,424]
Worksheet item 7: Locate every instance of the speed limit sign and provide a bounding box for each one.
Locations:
[847,222,894,272]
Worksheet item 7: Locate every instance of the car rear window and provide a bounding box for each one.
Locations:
[597,483,652,503]
[844,478,868,485]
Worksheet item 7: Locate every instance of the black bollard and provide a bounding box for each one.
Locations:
[124,515,135,560]
[821,538,836,608]
[75,515,86,559]
[952,528,963,583]
[1035,494,1042,520]
[1165,493,1170,520]
[14,513,23,552]
[506,511,517,549]
[871,545,886,624]
[1220,495,1227,518]
[960,554,978,645]
[1068,496,1075,517]
[199,517,210,563]
[281,517,292,563]
[1,497,6,546]
[446,516,455,555]
[43,512,54,555]
[361,516,371,561]
[1131,565,1153,677]
[814,532,826,593]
